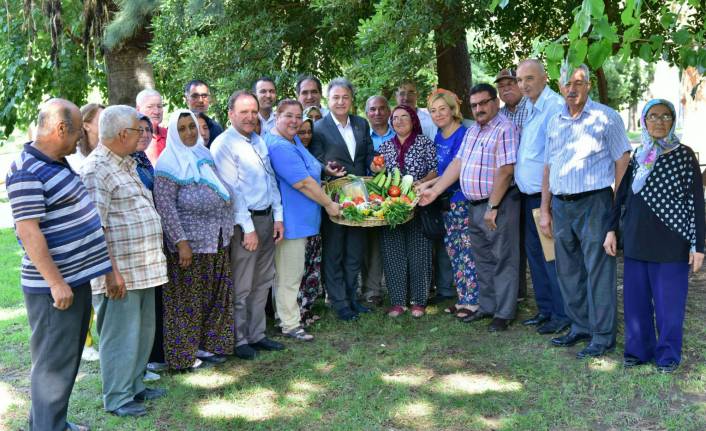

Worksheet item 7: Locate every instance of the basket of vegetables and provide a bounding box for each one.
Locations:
[324,167,420,228]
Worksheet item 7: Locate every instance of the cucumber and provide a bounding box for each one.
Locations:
[392,168,401,187]
[407,189,416,201]
[377,172,387,187]
[384,173,392,189]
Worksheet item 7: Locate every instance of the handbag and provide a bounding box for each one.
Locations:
[417,198,447,240]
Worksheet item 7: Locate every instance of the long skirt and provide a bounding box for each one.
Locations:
[443,200,479,306]
[298,234,322,316]
[163,246,235,370]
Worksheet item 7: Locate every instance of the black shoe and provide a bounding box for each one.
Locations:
[200,354,227,364]
[462,311,493,323]
[487,318,510,332]
[427,294,456,305]
[656,361,679,373]
[366,295,383,306]
[110,400,146,417]
[351,301,371,314]
[336,307,359,321]
[576,341,615,359]
[234,344,257,360]
[623,356,649,368]
[551,331,591,347]
[537,319,572,335]
[251,337,285,351]
[134,387,166,402]
[522,312,550,326]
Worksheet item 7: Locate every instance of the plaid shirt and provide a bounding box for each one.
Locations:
[500,96,529,130]
[81,144,168,294]
[457,113,519,201]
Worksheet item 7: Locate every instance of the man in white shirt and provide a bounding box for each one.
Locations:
[254,77,277,136]
[211,90,285,360]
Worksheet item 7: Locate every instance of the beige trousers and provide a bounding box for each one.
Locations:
[274,238,307,332]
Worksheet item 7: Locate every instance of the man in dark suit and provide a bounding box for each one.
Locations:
[309,77,374,321]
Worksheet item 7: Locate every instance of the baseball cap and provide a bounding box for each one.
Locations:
[494,68,517,83]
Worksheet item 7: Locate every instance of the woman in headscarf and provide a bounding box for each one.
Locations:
[153,110,235,370]
[296,116,323,326]
[303,106,323,123]
[267,99,341,341]
[427,89,478,319]
[133,114,155,191]
[604,99,704,373]
[373,105,438,317]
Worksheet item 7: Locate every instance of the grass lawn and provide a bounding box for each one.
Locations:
[0,226,705,430]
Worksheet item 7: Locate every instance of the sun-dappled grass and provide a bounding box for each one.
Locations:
[0,226,705,430]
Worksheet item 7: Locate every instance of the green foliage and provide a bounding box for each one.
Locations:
[103,0,160,50]
[0,0,106,141]
[589,57,655,110]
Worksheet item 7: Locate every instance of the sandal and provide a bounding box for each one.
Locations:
[410,305,426,318]
[66,422,90,431]
[284,326,314,341]
[444,305,459,314]
[387,305,407,317]
[455,308,473,319]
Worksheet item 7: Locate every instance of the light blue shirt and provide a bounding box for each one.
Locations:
[514,86,565,193]
[545,98,631,195]
[266,134,322,239]
[370,126,395,152]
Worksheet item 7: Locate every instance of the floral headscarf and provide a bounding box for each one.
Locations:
[632,99,680,194]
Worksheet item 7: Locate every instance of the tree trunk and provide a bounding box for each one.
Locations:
[435,31,472,119]
[680,67,706,166]
[596,67,609,105]
[104,28,154,106]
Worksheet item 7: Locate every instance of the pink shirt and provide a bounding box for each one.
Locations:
[457,113,518,201]
[145,125,167,165]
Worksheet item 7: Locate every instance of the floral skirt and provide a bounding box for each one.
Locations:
[163,246,235,369]
[298,234,322,316]
[443,201,479,306]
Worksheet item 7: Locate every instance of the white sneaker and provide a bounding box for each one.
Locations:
[143,370,160,382]
[196,350,214,358]
[147,362,167,372]
[81,346,100,362]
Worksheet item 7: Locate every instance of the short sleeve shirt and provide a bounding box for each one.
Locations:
[80,144,167,294]
[457,114,519,201]
[6,143,112,294]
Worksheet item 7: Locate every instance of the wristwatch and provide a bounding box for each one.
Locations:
[487,202,500,211]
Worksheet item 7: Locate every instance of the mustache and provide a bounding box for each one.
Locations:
[567,92,578,98]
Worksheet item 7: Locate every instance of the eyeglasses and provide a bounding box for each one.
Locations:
[189,93,210,100]
[470,98,495,110]
[646,114,673,123]
[125,127,148,135]
[396,91,417,97]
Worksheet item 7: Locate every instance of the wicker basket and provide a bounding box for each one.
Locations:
[323,176,420,227]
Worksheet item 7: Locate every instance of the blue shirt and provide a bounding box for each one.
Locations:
[370,126,396,152]
[435,125,467,202]
[545,98,631,195]
[514,86,565,193]
[266,134,322,239]
[6,143,112,294]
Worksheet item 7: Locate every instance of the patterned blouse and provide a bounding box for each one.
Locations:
[153,177,234,254]
[379,134,438,181]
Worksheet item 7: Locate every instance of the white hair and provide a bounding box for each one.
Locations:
[560,63,590,86]
[135,88,162,107]
[327,77,355,98]
[99,105,140,142]
[365,95,389,113]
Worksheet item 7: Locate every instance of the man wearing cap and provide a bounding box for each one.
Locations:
[496,67,529,303]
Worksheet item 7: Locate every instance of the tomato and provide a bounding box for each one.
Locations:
[387,185,401,197]
[401,196,412,204]
[342,201,355,208]
[353,196,365,205]
[373,155,385,166]
[369,193,382,201]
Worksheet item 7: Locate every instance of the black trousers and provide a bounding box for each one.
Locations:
[25,283,91,431]
[321,216,366,312]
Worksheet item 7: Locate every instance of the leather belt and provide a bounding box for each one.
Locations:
[249,206,272,216]
[554,187,611,202]
[469,198,489,206]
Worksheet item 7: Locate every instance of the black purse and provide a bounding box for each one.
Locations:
[417,195,448,240]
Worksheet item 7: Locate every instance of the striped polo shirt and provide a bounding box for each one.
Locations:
[457,113,519,201]
[545,98,631,195]
[6,143,112,294]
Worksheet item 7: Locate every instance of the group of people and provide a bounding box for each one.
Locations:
[8,60,704,431]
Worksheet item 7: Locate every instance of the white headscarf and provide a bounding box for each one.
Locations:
[155,110,230,201]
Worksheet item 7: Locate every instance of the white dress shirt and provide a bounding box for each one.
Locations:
[259,112,276,136]
[332,115,357,160]
[416,108,438,141]
[211,126,283,233]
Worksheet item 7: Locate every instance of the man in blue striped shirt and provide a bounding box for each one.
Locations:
[6,98,112,431]
[539,65,631,359]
